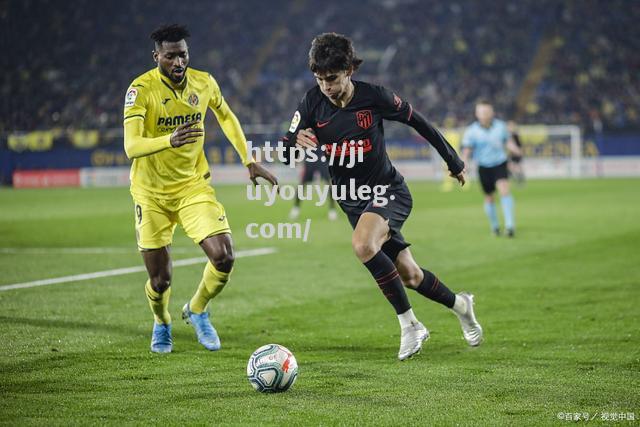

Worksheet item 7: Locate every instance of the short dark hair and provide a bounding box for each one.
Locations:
[308,32,363,74]
[150,24,190,47]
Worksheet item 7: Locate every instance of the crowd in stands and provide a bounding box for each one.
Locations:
[535,1,640,133]
[3,0,639,139]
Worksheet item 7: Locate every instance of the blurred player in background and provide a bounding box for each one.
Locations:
[507,120,525,184]
[282,33,483,361]
[123,24,277,353]
[289,144,338,221]
[461,100,521,237]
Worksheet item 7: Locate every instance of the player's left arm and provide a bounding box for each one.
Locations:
[408,111,465,182]
[208,76,277,186]
[375,86,465,184]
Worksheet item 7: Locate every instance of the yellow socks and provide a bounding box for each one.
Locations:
[145,280,171,324]
[144,262,230,321]
[189,262,231,314]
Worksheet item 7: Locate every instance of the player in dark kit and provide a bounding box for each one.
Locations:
[281,33,483,360]
[289,144,338,221]
[507,120,525,184]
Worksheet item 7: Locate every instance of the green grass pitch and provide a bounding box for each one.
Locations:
[0,178,638,425]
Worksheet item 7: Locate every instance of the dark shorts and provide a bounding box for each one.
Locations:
[478,161,509,194]
[301,161,330,183]
[343,182,413,262]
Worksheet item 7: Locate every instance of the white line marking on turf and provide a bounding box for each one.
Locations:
[0,247,200,254]
[0,247,277,292]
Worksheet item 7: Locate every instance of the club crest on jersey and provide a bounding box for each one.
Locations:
[187,93,199,107]
[289,110,301,133]
[124,88,138,107]
[356,110,373,129]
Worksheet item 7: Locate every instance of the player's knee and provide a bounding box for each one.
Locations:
[150,274,171,293]
[351,237,378,262]
[497,180,510,194]
[212,251,234,273]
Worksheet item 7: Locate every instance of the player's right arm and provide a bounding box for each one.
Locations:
[124,119,203,159]
[280,95,317,163]
[283,97,315,146]
[122,82,202,159]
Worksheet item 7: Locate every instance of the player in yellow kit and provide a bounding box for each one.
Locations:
[123,24,277,353]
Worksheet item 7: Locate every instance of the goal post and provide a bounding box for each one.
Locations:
[516,124,583,178]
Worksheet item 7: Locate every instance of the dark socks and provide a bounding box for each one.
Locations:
[413,269,456,308]
[363,251,411,315]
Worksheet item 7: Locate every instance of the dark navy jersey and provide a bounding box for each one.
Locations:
[283,80,465,211]
[283,81,412,192]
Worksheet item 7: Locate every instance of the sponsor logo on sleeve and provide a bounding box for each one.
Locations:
[289,110,301,133]
[393,93,402,110]
[125,88,138,107]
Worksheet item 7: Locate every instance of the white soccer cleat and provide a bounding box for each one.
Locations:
[454,292,483,346]
[398,321,429,361]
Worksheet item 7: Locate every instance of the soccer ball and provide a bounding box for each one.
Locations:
[247,344,298,393]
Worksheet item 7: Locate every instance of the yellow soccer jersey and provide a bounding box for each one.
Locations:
[123,67,252,198]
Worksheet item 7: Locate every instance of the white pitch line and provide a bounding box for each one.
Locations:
[0,247,201,255]
[0,247,276,292]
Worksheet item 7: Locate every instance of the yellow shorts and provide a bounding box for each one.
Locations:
[132,186,231,250]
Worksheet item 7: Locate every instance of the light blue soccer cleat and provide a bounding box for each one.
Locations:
[182,303,221,351]
[150,322,173,353]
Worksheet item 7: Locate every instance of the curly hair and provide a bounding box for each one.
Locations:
[150,24,190,47]
[308,32,363,74]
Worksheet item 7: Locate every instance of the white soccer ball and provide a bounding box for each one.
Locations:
[247,344,298,393]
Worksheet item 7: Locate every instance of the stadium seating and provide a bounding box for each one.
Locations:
[3,0,639,137]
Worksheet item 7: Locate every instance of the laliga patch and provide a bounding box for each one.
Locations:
[124,88,138,107]
[393,93,402,110]
[289,110,301,133]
